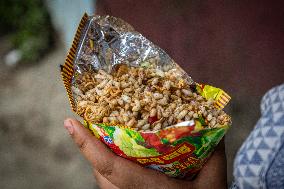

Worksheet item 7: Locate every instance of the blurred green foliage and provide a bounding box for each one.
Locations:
[0,0,54,62]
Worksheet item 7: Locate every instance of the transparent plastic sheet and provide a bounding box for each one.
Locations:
[71,15,194,105]
[61,13,231,178]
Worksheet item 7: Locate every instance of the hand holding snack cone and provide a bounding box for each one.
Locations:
[64,118,227,189]
[61,13,231,178]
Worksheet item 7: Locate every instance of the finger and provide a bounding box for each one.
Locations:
[64,118,190,189]
[94,152,188,189]
[94,170,119,189]
[64,118,116,172]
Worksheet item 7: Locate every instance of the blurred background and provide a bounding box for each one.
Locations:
[0,0,283,188]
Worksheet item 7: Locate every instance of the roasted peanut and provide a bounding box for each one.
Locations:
[177,110,188,120]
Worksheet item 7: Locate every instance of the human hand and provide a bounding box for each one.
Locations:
[64,118,227,189]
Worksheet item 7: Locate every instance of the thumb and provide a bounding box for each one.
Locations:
[63,118,116,170]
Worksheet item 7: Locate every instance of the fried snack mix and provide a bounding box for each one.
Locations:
[61,13,231,178]
[76,65,231,131]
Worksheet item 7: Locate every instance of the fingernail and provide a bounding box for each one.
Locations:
[64,119,74,135]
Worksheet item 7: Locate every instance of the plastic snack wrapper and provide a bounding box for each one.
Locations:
[61,13,231,178]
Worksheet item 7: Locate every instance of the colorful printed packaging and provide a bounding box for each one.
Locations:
[61,13,231,178]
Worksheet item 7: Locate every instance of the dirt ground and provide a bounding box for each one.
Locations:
[0,39,98,189]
